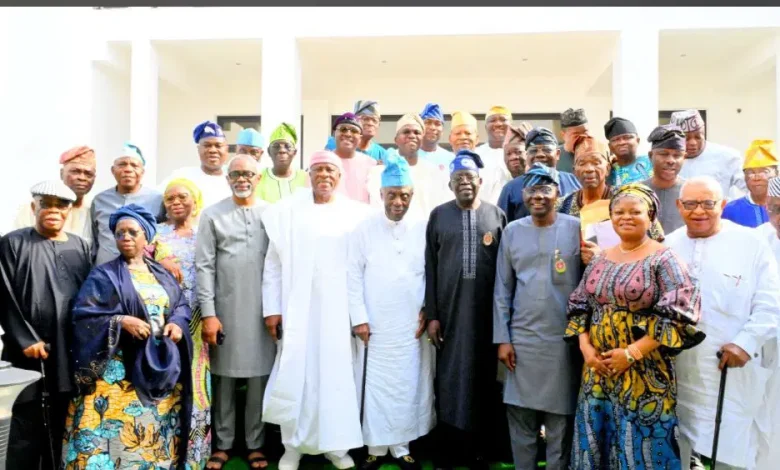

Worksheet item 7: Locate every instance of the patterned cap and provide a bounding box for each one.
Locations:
[30,179,77,203]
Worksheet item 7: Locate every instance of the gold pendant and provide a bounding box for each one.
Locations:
[483,231,494,246]
[554,249,567,274]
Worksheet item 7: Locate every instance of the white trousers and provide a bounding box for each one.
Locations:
[368,443,410,458]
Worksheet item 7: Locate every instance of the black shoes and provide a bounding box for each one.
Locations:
[396,455,422,470]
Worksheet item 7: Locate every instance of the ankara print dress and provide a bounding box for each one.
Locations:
[564,248,704,470]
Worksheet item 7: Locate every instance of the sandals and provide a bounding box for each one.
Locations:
[206,449,232,470]
[247,448,269,469]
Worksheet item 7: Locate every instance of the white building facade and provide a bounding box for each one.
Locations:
[1,7,779,232]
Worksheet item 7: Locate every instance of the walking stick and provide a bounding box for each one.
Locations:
[39,343,56,470]
[360,339,369,427]
[711,351,729,470]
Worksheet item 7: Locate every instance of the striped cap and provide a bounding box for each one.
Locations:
[30,180,77,202]
[768,177,780,198]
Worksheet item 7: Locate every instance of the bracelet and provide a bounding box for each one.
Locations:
[628,344,644,361]
[624,348,635,364]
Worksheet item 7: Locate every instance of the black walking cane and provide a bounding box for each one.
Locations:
[711,351,729,470]
[38,343,57,469]
[359,335,370,426]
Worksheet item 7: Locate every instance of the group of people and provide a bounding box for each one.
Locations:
[0,99,778,470]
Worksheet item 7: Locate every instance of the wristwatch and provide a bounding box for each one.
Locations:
[624,348,635,364]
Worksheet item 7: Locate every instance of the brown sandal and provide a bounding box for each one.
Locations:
[247,449,269,469]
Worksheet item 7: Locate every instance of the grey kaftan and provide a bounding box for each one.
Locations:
[492,215,582,415]
[195,197,275,377]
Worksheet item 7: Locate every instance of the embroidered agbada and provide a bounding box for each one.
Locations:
[65,258,193,467]
[424,200,506,432]
[261,190,370,454]
[754,222,780,470]
[722,194,770,228]
[347,211,435,448]
[679,141,747,199]
[665,220,780,469]
[195,197,275,378]
[565,248,703,470]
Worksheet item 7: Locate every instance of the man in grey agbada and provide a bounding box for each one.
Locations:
[196,154,275,470]
[493,163,582,470]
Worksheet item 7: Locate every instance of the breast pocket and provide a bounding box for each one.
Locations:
[707,270,749,318]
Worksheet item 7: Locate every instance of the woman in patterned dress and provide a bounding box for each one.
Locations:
[63,204,192,470]
[147,178,211,470]
[564,184,705,469]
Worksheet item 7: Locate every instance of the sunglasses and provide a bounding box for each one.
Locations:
[114,229,143,240]
[228,171,257,180]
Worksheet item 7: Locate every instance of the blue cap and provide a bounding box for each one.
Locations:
[420,103,444,122]
[449,149,484,175]
[193,120,225,144]
[381,153,413,188]
[236,128,264,148]
[522,162,560,187]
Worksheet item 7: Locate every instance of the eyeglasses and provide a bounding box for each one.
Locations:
[228,170,257,181]
[745,168,776,180]
[270,142,295,152]
[522,185,556,196]
[114,229,142,240]
[336,126,361,136]
[399,128,422,137]
[451,173,479,184]
[680,199,720,211]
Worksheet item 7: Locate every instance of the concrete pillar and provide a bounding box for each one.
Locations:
[130,39,160,184]
[260,36,302,158]
[612,28,659,155]
[301,99,330,169]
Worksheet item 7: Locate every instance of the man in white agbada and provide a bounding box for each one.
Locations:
[664,176,780,470]
[261,150,371,470]
[672,110,746,200]
[160,120,233,211]
[754,176,780,470]
[348,154,435,470]
[367,113,448,219]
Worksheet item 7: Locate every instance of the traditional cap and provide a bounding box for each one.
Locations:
[604,117,638,139]
[768,177,780,198]
[109,204,157,241]
[420,103,444,122]
[332,112,362,133]
[59,145,96,166]
[269,123,298,145]
[669,110,705,133]
[309,150,344,172]
[449,149,484,175]
[522,162,560,187]
[236,128,264,148]
[572,134,611,163]
[116,141,145,165]
[503,122,533,147]
[648,125,686,151]
[30,179,77,203]
[193,120,225,144]
[743,140,778,170]
[486,105,512,120]
[396,113,424,134]
[526,127,558,147]
[354,100,380,118]
[381,153,413,188]
[450,111,478,130]
[561,108,588,128]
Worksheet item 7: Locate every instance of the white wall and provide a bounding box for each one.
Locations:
[91,64,131,192]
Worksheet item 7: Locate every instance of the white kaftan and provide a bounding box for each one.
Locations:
[678,141,746,200]
[347,210,435,448]
[261,189,370,455]
[665,221,780,469]
[366,156,450,220]
[475,144,505,204]
[754,222,780,470]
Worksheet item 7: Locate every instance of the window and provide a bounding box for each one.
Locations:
[216,115,305,168]
[332,113,564,151]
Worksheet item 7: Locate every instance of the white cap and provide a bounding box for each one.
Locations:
[30,180,77,203]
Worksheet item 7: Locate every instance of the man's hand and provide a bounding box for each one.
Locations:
[265,315,282,343]
[415,311,426,339]
[160,258,183,284]
[353,323,370,344]
[427,320,444,349]
[719,343,751,369]
[23,341,49,360]
[202,316,223,346]
[163,323,183,343]
[581,241,601,266]
[498,343,516,371]
[120,316,152,340]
